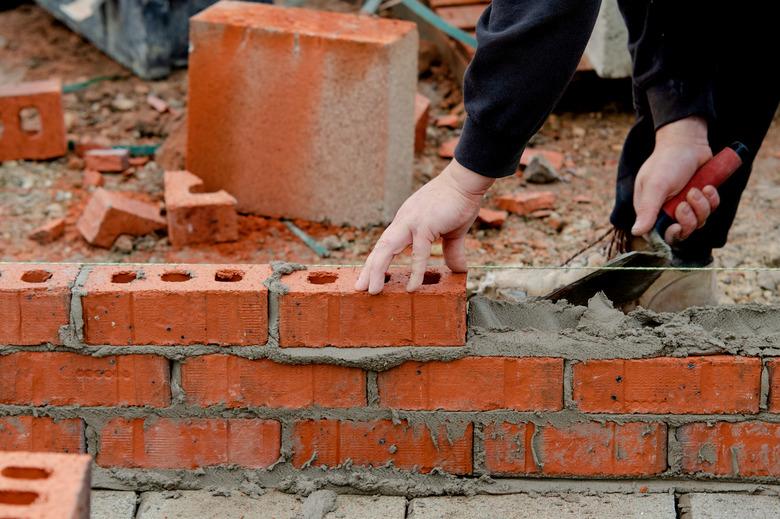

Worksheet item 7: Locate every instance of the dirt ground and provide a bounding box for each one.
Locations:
[1,2,779,304]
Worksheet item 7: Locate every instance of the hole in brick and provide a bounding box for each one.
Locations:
[111,271,137,283]
[161,271,191,282]
[384,273,391,283]
[19,107,42,135]
[308,272,338,285]
[215,269,243,282]
[1,466,51,480]
[422,271,441,285]
[0,490,39,505]
[21,270,52,283]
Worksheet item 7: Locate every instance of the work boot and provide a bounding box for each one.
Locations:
[627,265,719,313]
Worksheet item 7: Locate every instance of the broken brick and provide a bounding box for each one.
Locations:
[414,93,431,154]
[0,79,67,161]
[476,208,508,229]
[435,5,486,30]
[28,218,65,244]
[164,170,238,246]
[76,188,166,248]
[435,114,460,128]
[84,148,129,172]
[438,136,459,159]
[146,94,169,113]
[81,169,104,188]
[128,156,150,167]
[496,191,556,216]
[520,148,565,171]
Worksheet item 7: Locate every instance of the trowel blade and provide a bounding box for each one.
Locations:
[544,250,670,307]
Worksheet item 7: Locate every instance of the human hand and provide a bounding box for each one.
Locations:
[631,116,719,243]
[355,159,494,294]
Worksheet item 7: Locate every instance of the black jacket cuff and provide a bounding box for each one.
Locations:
[645,78,714,130]
[454,117,523,179]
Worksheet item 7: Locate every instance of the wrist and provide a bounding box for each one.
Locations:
[445,158,495,197]
[655,116,709,148]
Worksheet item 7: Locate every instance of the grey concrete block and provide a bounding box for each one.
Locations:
[408,493,676,518]
[91,491,137,519]
[135,490,406,519]
[584,0,632,78]
[681,493,780,519]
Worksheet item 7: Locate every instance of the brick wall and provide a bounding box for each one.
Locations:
[1,262,780,486]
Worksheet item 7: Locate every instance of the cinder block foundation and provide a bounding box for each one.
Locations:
[186,2,418,226]
[0,262,780,495]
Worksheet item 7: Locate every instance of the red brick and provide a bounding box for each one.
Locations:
[520,148,565,171]
[188,2,418,227]
[678,421,780,478]
[435,5,486,30]
[435,114,460,128]
[378,357,562,411]
[495,191,556,216]
[0,451,91,519]
[28,218,65,244]
[292,419,472,474]
[84,148,129,172]
[181,355,365,408]
[476,208,507,228]
[414,93,430,154]
[76,188,166,248]
[0,263,77,345]
[0,352,170,407]
[279,267,466,347]
[164,170,238,246]
[0,417,83,453]
[81,169,104,188]
[573,356,761,414]
[437,136,459,158]
[0,79,66,161]
[766,359,780,412]
[97,418,280,469]
[484,421,666,477]
[82,264,270,345]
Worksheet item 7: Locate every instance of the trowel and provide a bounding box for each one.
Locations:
[545,142,749,307]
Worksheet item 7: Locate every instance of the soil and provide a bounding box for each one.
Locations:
[1,2,778,304]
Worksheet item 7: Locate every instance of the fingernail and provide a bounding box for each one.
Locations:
[631,224,639,234]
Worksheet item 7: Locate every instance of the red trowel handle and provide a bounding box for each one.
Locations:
[655,142,749,237]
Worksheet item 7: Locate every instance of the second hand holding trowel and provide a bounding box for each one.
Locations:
[545,142,749,307]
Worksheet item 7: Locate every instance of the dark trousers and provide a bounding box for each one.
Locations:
[609,16,779,265]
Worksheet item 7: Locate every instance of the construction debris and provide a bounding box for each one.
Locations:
[524,155,563,184]
[520,148,565,171]
[437,136,459,158]
[496,191,557,216]
[82,169,104,188]
[476,208,508,229]
[84,148,129,173]
[77,188,166,248]
[414,93,431,154]
[0,79,66,161]
[164,170,238,246]
[28,218,65,244]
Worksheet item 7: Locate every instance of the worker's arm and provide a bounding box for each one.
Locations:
[356,0,601,294]
[622,1,720,241]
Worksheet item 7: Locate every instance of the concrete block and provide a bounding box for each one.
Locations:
[409,493,676,518]
[164,170,238,246]
[187,2,418,226]
[136,490,299,518]
[0,79,66,161]
[583,0,632,78]
[680,493,780,519]
[90,491,136,519]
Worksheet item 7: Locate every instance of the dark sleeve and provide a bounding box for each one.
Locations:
[618,1,716,130]
[454,0,601,178]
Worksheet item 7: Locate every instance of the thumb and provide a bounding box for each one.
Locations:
[443,234,467,273]
[632,179,665,236]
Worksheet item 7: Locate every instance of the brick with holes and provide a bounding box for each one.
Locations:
[0,451,91,519]
[81,264,270,345]
[0,263,78,345]
[278,267,466,347]
[164,170,238,246]
[0,79,66,161]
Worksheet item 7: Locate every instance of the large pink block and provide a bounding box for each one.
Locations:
[187,2,418,226]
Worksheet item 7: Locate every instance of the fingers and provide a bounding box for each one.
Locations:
[442,234,467,273]
[406,232,433,292]
[686,188,712,228]
[664,222,683,244]
[673,201,698,241]
[664,187,720,243]
[702,185,720,211]
[632,177,667,236]
[356,225,411,294]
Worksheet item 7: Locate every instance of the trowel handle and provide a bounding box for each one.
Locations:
[655,142,749,237]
